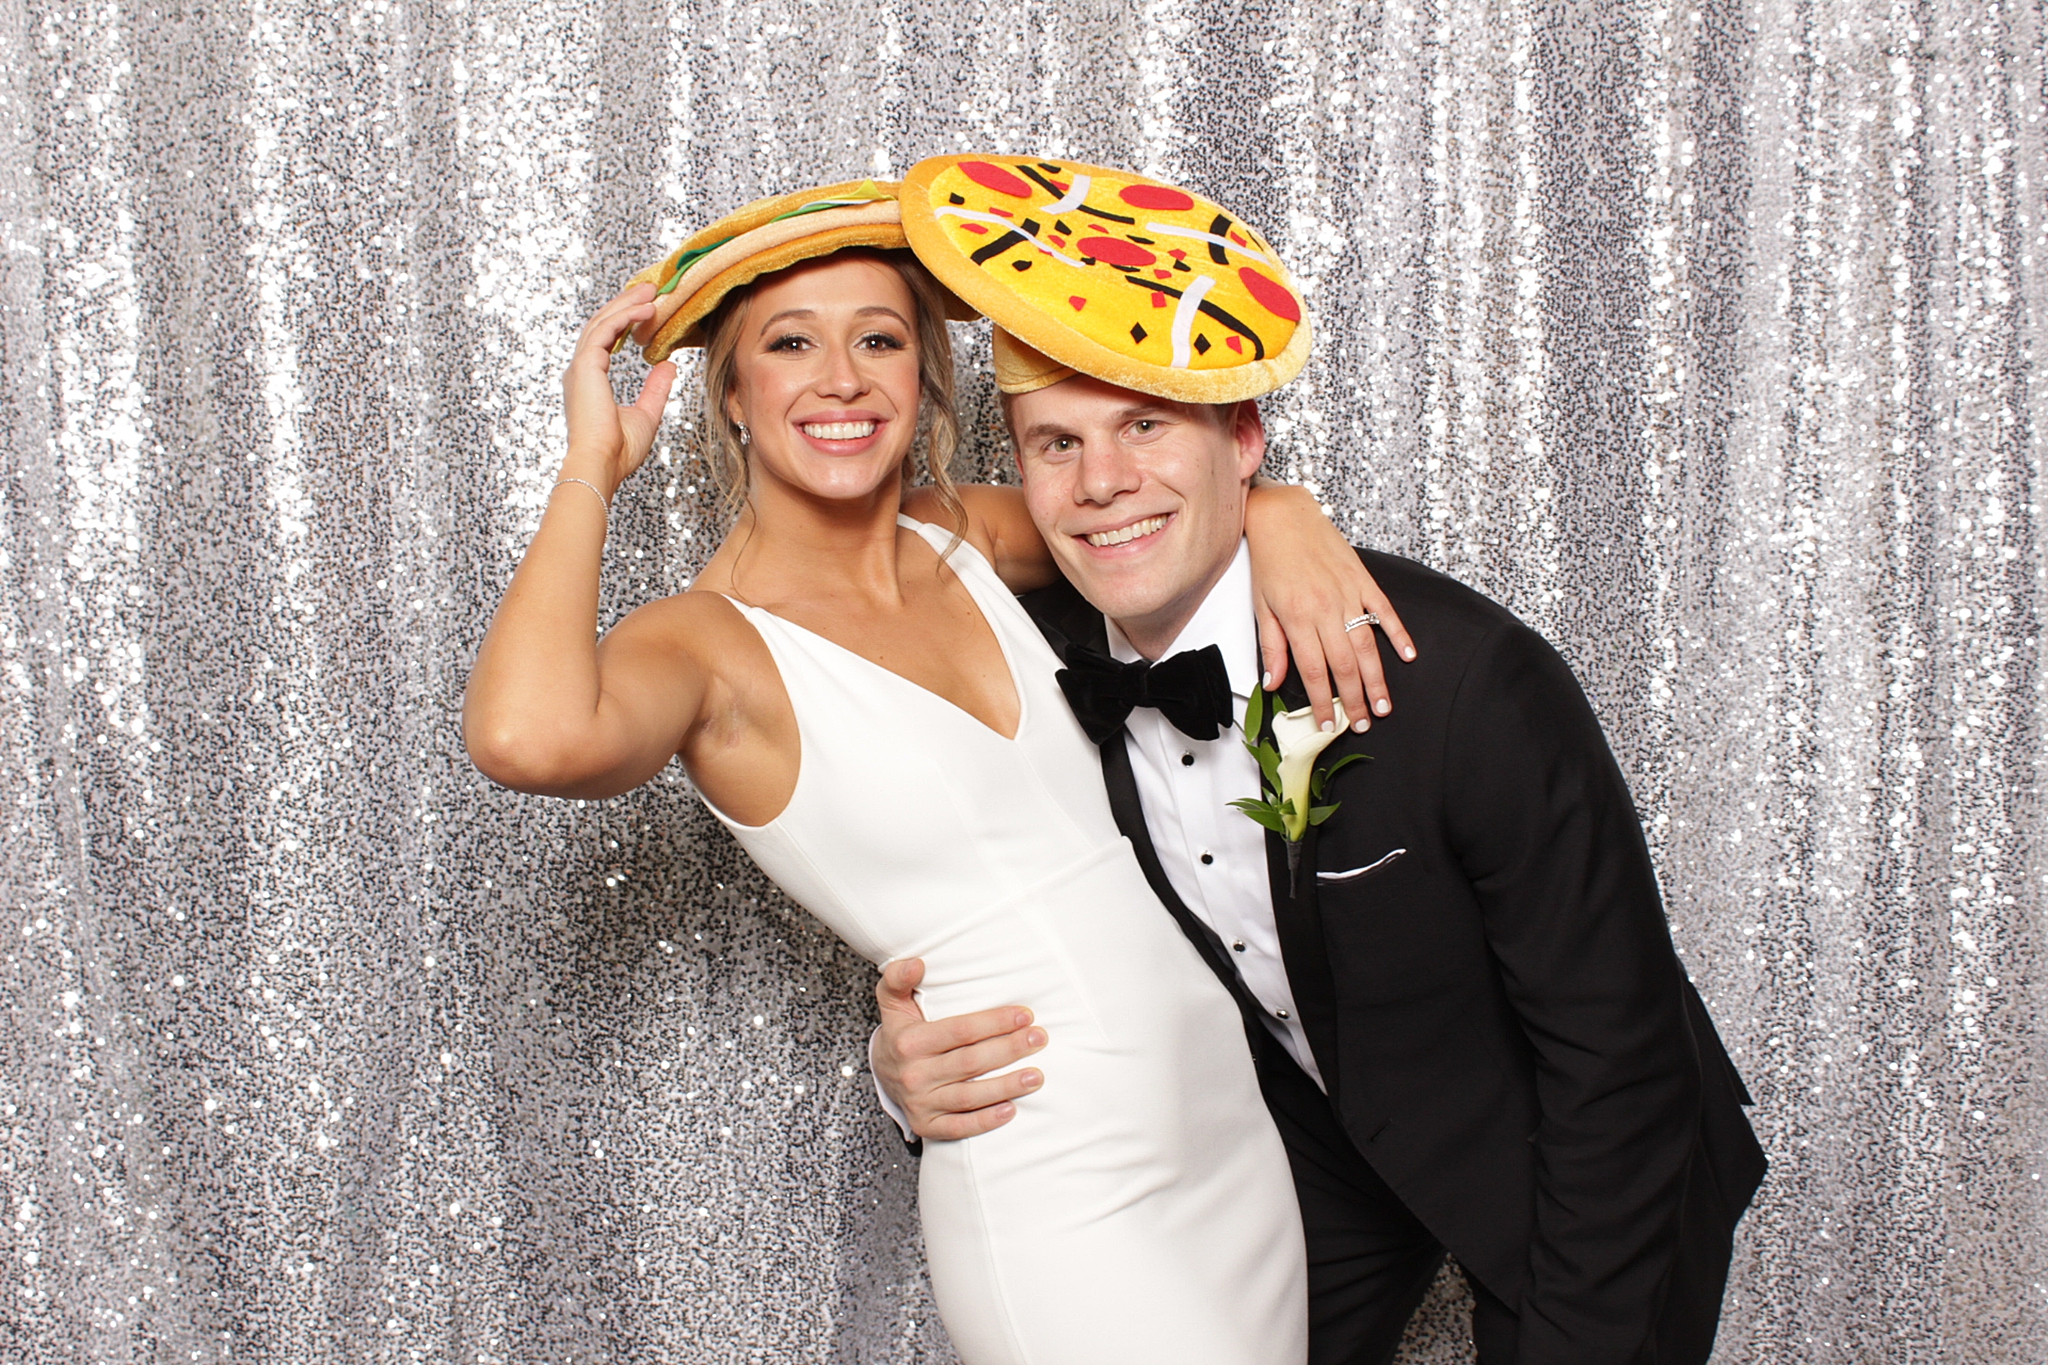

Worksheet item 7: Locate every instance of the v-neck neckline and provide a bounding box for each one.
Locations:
[724,520,1027,744]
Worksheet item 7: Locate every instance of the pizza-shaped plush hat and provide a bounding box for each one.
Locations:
[626,179,976,363]
[900,156,1310,403]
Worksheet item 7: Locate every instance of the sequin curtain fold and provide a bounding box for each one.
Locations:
[2,0,2042,1359]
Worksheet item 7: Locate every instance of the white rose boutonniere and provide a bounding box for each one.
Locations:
[1228,685,1369,891]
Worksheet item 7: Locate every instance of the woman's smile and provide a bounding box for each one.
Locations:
[802,420,878,441]
[795,411,887,453]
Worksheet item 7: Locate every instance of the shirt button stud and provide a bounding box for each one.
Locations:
[1181,751,1195,766]
[1275,1009,1291,1020]
[1200,852,1215,865]
[1232,940,1247,953]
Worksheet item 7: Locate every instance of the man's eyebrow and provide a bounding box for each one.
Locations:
[1017,401,1184,447]
[1015,418,1079,447]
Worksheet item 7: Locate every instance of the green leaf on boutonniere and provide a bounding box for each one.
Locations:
[1243,682,1266,743]
[1312,752,1369,800]
[1227,798,1290,835]
[1250,739,1283,797]
[1308,802,1340,826]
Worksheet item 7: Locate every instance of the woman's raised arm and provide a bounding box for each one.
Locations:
[462,283,704,798]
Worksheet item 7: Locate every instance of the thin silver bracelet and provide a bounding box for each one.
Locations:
[551,477,610,516]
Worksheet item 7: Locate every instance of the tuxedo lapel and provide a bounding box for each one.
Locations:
[1262,676,1346,1098]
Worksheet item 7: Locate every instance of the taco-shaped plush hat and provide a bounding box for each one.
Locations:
[626,179,977,362]
[900,156,1310,403]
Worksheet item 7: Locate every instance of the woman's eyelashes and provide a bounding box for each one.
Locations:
[761,329,908,355]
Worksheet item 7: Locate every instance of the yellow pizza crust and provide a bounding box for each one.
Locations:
[901,155,1310,402]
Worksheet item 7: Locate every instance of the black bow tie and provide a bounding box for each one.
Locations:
[1055,642,1235,745]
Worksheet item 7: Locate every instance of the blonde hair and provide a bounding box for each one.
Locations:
[697,249,965,534]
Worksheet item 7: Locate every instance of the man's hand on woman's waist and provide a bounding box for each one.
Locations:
[871,958,1049,1142]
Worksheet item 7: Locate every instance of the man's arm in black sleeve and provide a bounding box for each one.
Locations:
[1443,618,1702,1365]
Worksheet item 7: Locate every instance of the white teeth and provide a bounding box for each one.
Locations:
[1085,515,1168,548]
[801,421,877,441]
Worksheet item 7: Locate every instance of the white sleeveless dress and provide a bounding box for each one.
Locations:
[704,517,1307,1365]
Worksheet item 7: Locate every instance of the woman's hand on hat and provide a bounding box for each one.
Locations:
[561,282,678,493]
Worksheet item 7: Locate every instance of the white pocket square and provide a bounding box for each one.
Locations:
[1316,848,1407,883]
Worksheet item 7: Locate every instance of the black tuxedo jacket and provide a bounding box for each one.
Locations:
[1023,550,1766,1364]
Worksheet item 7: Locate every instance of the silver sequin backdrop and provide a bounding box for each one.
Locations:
[2,0,2043,1359]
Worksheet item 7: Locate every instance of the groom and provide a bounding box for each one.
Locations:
[878,357,1765,1361]
[880,159,1766,1363]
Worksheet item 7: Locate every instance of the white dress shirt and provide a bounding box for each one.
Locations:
[1106,541,1325,1089]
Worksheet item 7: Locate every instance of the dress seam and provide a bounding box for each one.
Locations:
[957,1139,1035,1363]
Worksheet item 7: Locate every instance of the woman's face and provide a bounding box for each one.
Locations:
[725,254,924,507]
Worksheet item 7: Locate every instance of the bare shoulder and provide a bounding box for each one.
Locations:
[601,586,771,680]
[953,483,1027,531]
[903,485,1001,561]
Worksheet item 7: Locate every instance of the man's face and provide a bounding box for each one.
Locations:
[1010,375,1265,655]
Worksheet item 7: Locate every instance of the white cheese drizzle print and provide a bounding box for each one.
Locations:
[1170,274,1216,368]
[1141,222,1274,265]
[934,207,1088,268]
[1038,173,1092,216]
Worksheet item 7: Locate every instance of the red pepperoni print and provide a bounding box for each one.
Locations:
[1239,267,1301,322]
[960,222,989,235]
[960,160,1034,198]
[1151,292,1168,307]
[1076,236,1157,268]
[1119,183,1196,211]
[1069,296,1088,311]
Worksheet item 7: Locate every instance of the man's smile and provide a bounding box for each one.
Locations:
[1081,513,1172,549]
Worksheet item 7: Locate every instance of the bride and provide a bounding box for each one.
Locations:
[463,181,1403,1364]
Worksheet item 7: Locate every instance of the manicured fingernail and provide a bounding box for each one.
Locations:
[1020,1071,1042,1089]
[1262,671,1273,689]
[1024,1028,1047,1048]
[1321,719,1335,733]
[1375,697,1391,716]
[1403,646,1416,660]
[1353,718,1371,733]
[1012,1009,1033,1028]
